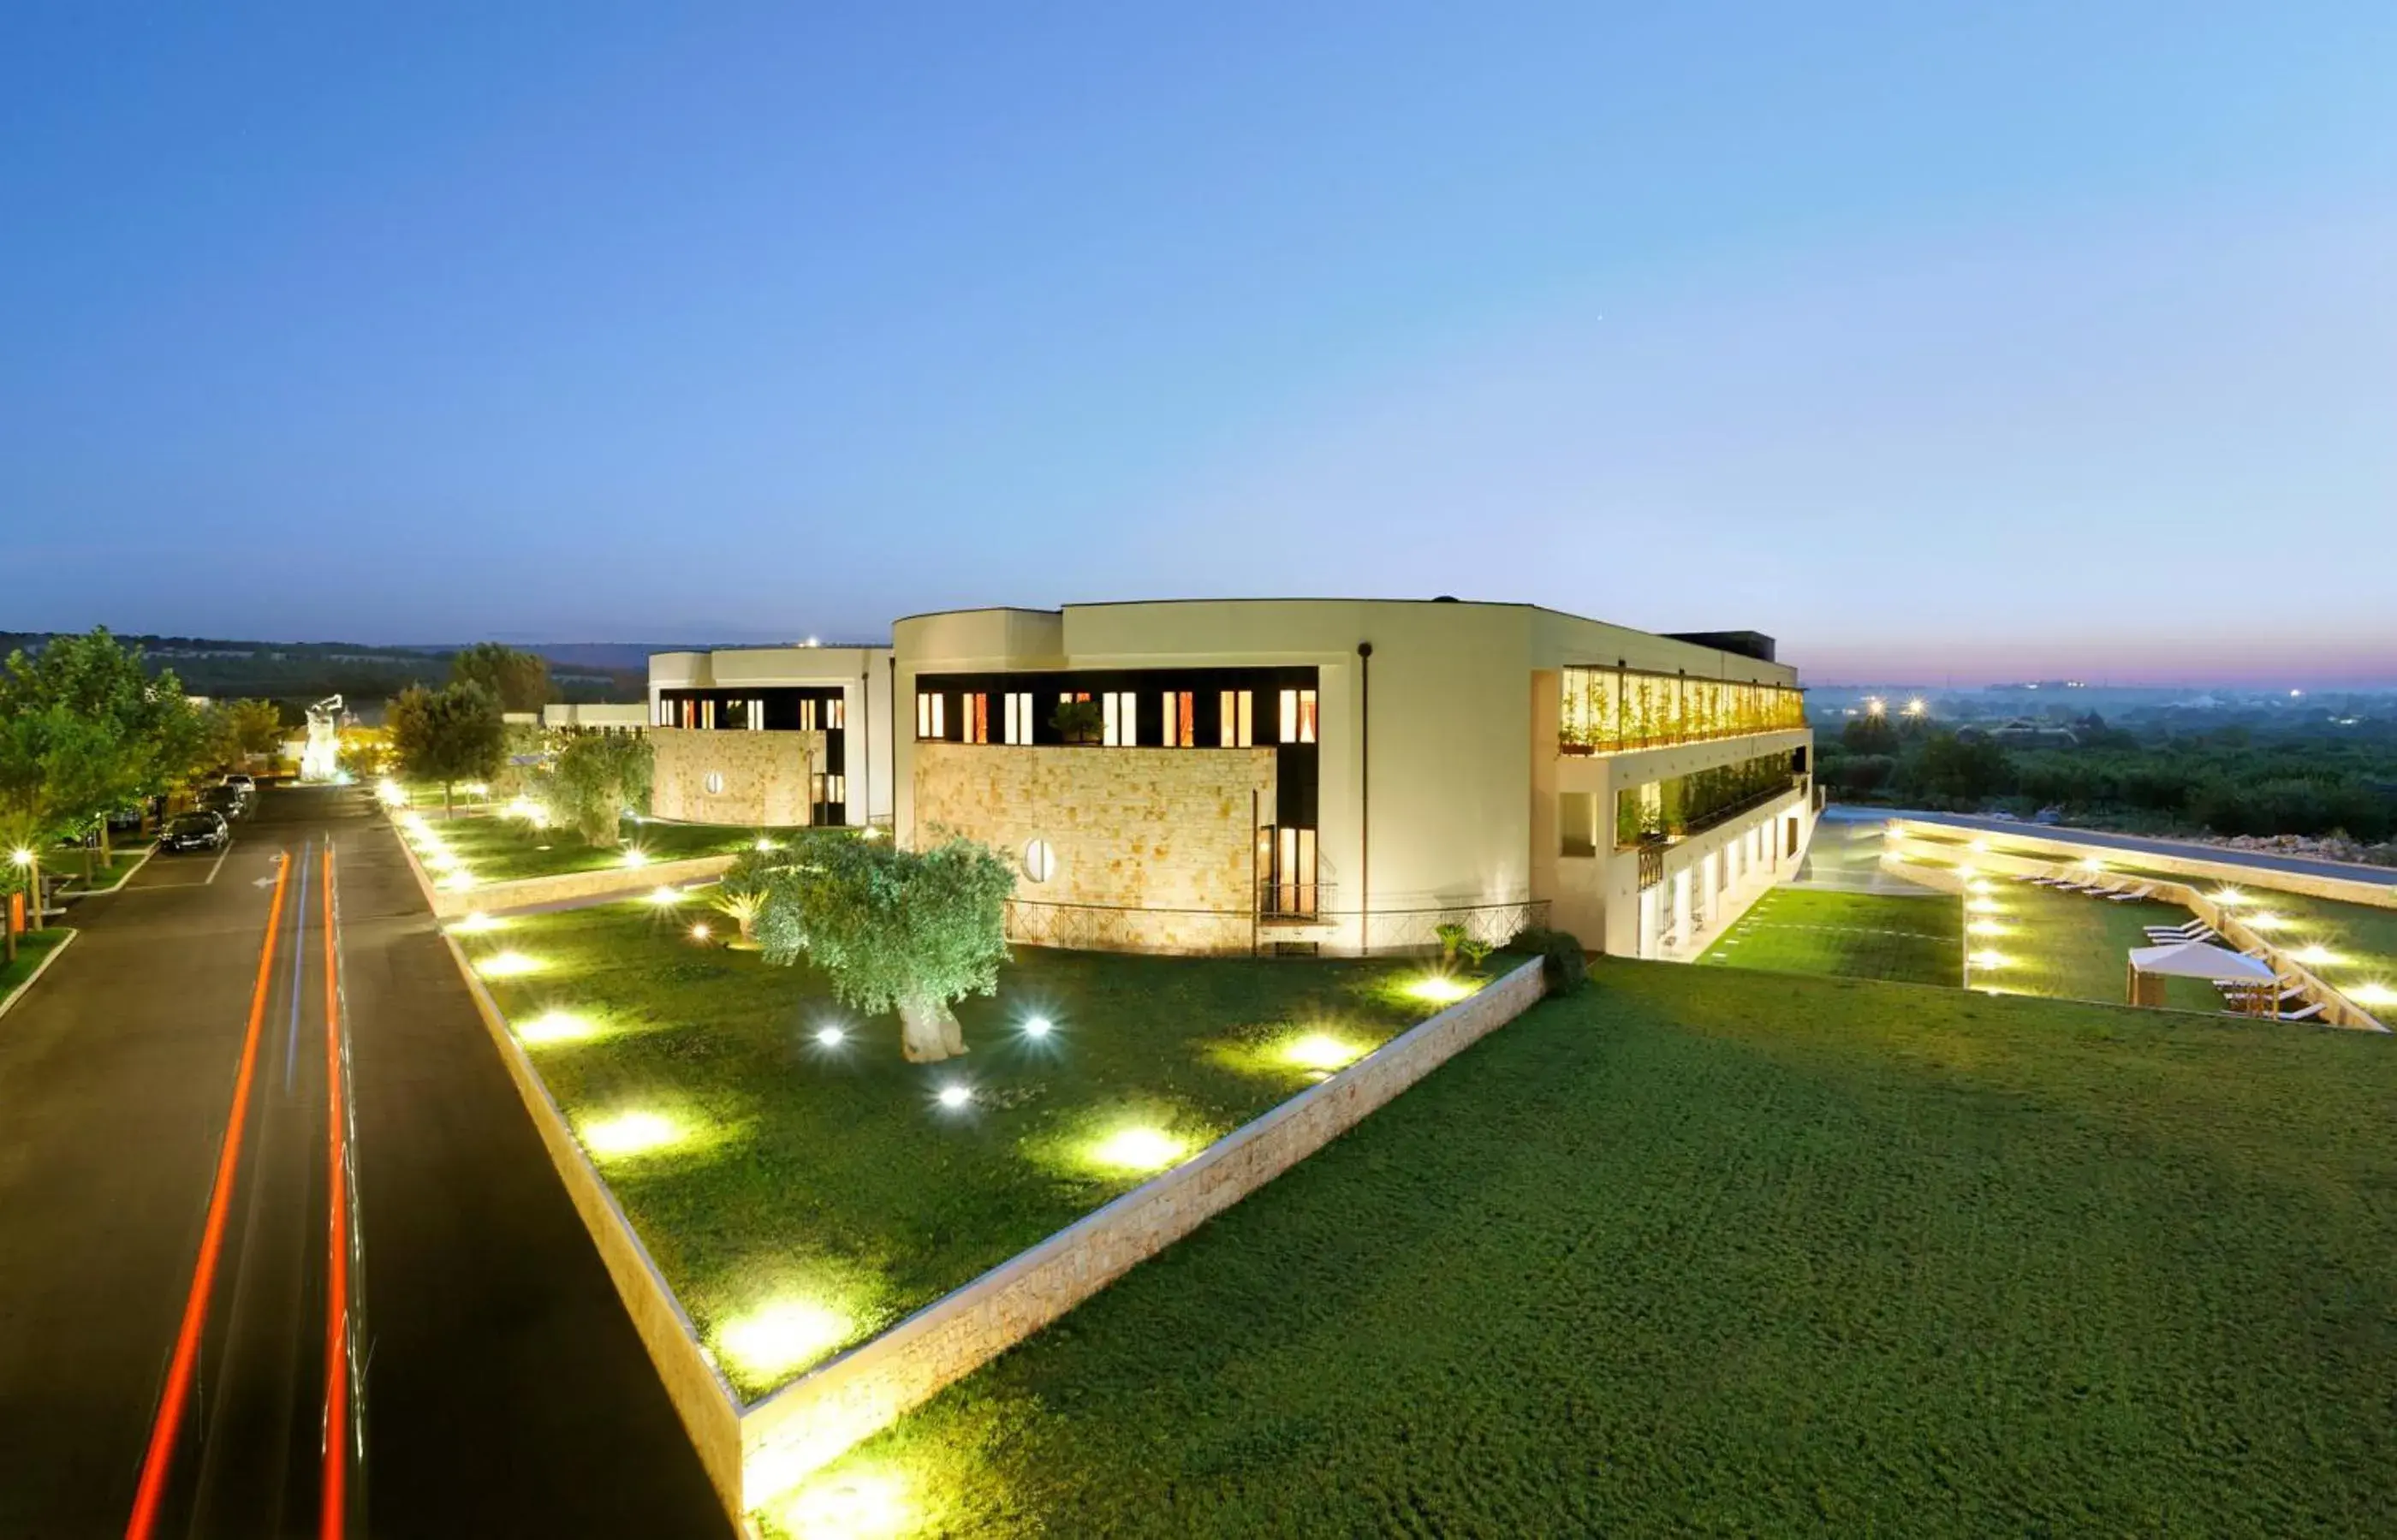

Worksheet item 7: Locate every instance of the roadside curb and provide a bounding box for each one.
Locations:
[0,930,80,1023]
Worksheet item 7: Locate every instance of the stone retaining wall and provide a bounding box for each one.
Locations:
[735,955,1550,1510]
[390,818,736,919]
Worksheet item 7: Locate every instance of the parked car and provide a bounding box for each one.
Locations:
[201,785,251,821]
[160,812,230,853]
[222,773,258,799]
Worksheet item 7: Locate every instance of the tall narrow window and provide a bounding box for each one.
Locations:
[1277,688,1317,744]
[827,697,847,729]
[1220,690,1253,746]
[915,692,946,740]
[750,699,765,731]
[1101,690,1139,746]
[1161,691,1196,746]
[798,699,815,731]
[966,693,990,745]
[1002,691,1032,745]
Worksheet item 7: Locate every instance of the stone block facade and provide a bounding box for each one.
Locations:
[651,726,826,826]
[913,742,1276,953]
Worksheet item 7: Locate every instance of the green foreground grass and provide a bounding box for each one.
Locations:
[1702,887,1961,984]
[400,810,799,886]
[44,847,146,893]
[774,961,2397,1537]
[0,929,68,998]
[464,901,1464,1400]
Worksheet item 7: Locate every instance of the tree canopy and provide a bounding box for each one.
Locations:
[752,835,1015,1061]
[447,642,551,714]
[544,733,654,847]
[389,681,505,812]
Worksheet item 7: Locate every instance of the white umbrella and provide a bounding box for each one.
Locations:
[2126,940,2275,980]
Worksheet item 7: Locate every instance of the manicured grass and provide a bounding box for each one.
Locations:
[1701,886,1961,984]
[398,810,800,886]
[461,901,1469,1400]
[44,847,146,893]
[0,930,68,999]
[775,961,2397,1537]
[1972,878,2225,1014]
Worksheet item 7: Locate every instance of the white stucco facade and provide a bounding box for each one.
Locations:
[646,645,895,829]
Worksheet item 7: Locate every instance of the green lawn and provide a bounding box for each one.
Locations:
[461,901,1472,1400]
[0,929,69,998]
[43,847,146,894]
[772,961,2397,1537]
[1701,887,1961,984]
[398,810,803,887]
[1972,878,2226,1014]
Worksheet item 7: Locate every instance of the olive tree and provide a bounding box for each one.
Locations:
[447,641,550,713]
[389,681,505,817]
[752,835,1014,1062]
[544,733,654,847]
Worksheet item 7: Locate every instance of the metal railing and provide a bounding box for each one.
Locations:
[1002,896,1551,957]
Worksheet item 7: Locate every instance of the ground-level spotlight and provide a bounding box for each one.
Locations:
[9,847,33,867]
[1020,1014,1054,1040]
[580,1110,683,1159]
[1407,974,1475,1005]
[1969,949,2008,970]
[935,1084,972,1111]
[1967,899,2001,915]
[1088,1126,1191,1174]
[519,1010,595,1044]
[1280,1032,1367,1073]
[776,1467,910,1540]
[1967,920,2007,936]
[647,884,684,907]
[450,912,499,934]
[2243,913,2288,931]
[815,1025,847,1049]
[2211,887,2246,907]
[622,847,650,869]
[754,837,780,853]
[2292,944,2339,967]
[2348,982,2396,1008]
[477,949,540,978]
[716,1298,854,1385]
[690,921,712,942]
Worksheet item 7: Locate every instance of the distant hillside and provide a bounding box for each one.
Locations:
[0,632,645,709]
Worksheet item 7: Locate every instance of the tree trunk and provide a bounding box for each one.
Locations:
[443,782,455,819]
[99,820,114,865]
[898,995,967,1063]
[26,854,41,934]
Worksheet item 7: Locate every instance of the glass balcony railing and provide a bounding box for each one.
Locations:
[1560,665,1805,755]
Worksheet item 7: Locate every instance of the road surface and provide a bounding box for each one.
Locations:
[0,786,729,1537]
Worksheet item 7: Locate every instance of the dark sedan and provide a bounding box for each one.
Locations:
[159,812,230,853]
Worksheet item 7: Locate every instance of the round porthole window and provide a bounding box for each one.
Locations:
[1023,838,1056,883]
[704,771,725,796]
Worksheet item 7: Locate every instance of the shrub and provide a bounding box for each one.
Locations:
[1508,925,1588,994]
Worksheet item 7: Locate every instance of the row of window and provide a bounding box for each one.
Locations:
[917,687,1317,747]
[656,693,848,731]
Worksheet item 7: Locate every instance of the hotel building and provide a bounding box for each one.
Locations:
[645,645,896,829]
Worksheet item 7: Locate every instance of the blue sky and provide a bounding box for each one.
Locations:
[5,3,2393,684]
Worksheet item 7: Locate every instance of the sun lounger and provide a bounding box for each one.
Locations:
[2105,885,2156,902]
[2280,1002,2326,1022]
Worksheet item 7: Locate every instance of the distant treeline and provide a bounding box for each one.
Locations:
[1819,714,2397,845]
[0,633,644,720]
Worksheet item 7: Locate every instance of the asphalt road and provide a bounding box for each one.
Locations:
[0,786,729,1538]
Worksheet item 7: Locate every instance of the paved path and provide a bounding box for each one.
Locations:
[0,786,729,1537]
[1826,805,2397,891]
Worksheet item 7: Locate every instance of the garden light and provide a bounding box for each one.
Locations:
[1967,920,2006,936]
[450,912,498,934]
[717,1299,854,1384]
[622,848,650,869]
[438,872,478,892]
[2292,944,2339,967]
[463,782,490,796]
[376,779,406,806]
[2079,856,2105,871]
[477,950,540,978]
[935,1084,971,1110]
[2350,983,2396,1008]
[1967,880,1995,895]
[1954,864,1979,880]
[1407,975,1475,1005]
[581,1111,682,1158]
[2242,913,2287,931]
[1969,950,2008,970]
[520,1011,594,1044]
[9,847,31,867]
[505,796,539,820]
[1280,1032,1366,1072]
[1967,899,2001,915]
[815,1025,847,1048]
[648,885,684,907]
[2211,887,2246,907]
[1088,1126,1190,1174]
[1020,1014,1054,1039]
[755,837,780,853]
[776,1468,910,1540]
[1969,837,1990,853]
[690,922,711,941]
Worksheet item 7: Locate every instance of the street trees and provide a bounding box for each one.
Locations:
[544,734,654,847]
[389,681,505,817]
[448,643,550,714]
[211,699,288,764]
[752,835,1014,1062]
[0,705,123,957]
[0,629,207,866]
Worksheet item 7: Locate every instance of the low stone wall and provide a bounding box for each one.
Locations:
[1889,818,2397,912]
[651,727,825,826]
[735,955,1550,1510]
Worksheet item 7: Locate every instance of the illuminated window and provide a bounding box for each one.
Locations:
[1161,691,1196,746]
[1219,690,1253,746]
[965,693,990,745]
[1101,690,1139,746]
[748,699,765,731]
[915,692,945,740]
[1277,688,1317,744]
[825,697,846,729]
[1002,691,1034,745]
[812,772,847,808]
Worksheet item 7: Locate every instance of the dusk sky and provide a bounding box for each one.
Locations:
[5,4,2393,686]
